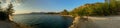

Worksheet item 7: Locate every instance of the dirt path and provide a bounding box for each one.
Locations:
[87,16,120,28]
[0,21,26,28]
[69,16,120,28]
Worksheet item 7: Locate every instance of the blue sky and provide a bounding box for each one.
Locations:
[14,0,105,14]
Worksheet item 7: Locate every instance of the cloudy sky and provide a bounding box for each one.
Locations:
[0,0,105,14]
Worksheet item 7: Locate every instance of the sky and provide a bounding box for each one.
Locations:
[12,0,105,14]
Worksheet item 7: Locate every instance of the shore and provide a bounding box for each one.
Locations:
[69,16,120,28]
[2,15,120,28]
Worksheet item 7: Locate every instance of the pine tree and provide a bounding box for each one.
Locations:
[6,3,15,16]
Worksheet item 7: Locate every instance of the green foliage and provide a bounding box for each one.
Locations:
[70,0,120,16]
[6,3,15,15]
[60,9,69,15]
[0,2,14,15]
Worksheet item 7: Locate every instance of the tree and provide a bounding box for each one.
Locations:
[70,0,120,16]
[109,0,118,14]
[6,3,15,16]
[60,9,69,15]
[0,2,3,11]
[69,8,79,16]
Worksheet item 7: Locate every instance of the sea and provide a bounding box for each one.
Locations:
[13,14,73,28]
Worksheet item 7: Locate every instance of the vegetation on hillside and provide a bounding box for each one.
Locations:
[69,0,120,16]
[60,9,69,15]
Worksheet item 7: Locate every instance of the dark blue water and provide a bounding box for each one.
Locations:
[13,14,73,28]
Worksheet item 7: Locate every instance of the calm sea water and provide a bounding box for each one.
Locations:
[13,14,73,28]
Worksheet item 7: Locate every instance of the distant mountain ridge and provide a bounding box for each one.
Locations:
[16,12,60,15]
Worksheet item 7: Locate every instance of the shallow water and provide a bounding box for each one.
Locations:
[13,14,73,28]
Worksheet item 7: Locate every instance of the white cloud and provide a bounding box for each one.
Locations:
[6,0,11,4]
